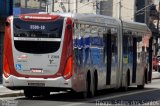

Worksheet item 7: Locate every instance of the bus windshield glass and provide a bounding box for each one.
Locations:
[13,17,64,54]
[13,17,64,38]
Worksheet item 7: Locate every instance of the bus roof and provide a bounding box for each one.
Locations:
[50,12,120,27]
[122,20,151,33]
[17,12,151,34]
[51,13,151,33]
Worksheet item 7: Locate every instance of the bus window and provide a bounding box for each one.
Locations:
[123,35,129,64]
[78,24,85,65]
[84,25,90,65]
[128,36,133,64]
[132,37,137,83]
[111,28,118,64]
[106,29,112,85]
[13,17,64,54]
[73,23,79,65]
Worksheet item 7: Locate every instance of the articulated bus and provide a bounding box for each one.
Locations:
[3,13,152,98]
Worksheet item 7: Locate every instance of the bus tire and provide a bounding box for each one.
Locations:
[87,71,92,98]
[121,71,129,91]
[79,71,91,99]
[90,72,95,97]
[93,71,98,96]
[137,72,145,89]
[42,91,50,97]
[145,69,148,84]
[24,89,33,99]
[80,91,87,99]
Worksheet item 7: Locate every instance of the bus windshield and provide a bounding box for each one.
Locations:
[13,17,64,54]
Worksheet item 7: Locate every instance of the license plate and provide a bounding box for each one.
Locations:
[31,68,43,73]
[28,83,45,87]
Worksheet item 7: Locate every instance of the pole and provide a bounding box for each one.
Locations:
[156,1,160,55]
[68,0,70,12]
[47,0,53,13]
[74,0,78,13]
[118,0,121,19]
[72,1,93,13]
[52,0,54,12]
[25,0,27,8]
[144,0,147,24]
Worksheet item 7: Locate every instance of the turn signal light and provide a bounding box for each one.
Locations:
[3,56,10,78]
[63,56,72,80]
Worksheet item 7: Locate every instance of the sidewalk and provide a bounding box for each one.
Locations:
[0,85,23,98]
[152,71,160,79]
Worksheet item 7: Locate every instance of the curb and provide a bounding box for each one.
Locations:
[152,77,160,79]
[152,72,160,79]
[0,92,24,98]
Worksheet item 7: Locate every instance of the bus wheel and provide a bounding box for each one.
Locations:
[80,91,87,99]
[137,74,145,89]
[24,89,33,99]
[42,91,50,97]
[90,76,95,97]
[123,77,128,91]
[121,71,129,91]
[92,71,98,96]
[82,72,91,98]
[78,78,89,99]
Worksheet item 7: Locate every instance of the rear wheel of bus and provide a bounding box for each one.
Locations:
[79,71,92,98]
[137,75,145,89]
[42,91,50,97]
[24,89,33,99]
[137,70,146,89]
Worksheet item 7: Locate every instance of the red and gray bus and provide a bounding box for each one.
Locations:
[3,13,152,98]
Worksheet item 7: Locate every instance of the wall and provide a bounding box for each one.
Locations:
[113,0,135,21]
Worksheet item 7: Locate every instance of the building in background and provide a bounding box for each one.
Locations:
[12,0,154,23]
[0,0,13,31]
[53,0,134,21]
[53,0,97,14]
[152,0,160,56]
[13,0,47,14]
[112,0,135,21]
[12,0,135,21]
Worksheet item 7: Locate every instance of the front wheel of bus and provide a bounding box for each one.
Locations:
[24,89,33,99]
[121,72,129,91]
[79,74,90,98]
[42,91,50,98]
[78,83,88,98]
[137,74,145,89]
[91,72,97,97]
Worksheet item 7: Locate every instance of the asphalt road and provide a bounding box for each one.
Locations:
[1,79,160,106]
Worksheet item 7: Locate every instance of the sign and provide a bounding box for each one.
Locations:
[16,64,22,70]
[24,16,52,20]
